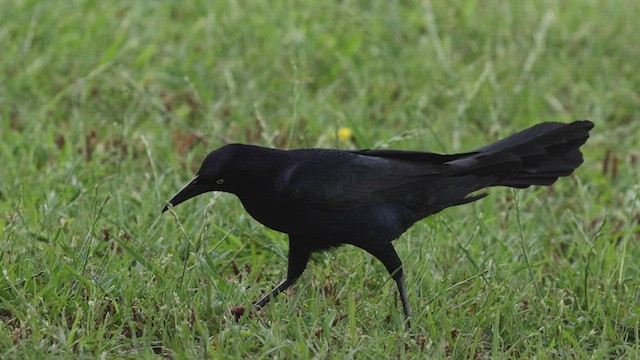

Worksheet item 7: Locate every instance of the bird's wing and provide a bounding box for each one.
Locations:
[284,150,472,211]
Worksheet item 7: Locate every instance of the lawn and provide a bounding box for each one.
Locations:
[1,0,639,358]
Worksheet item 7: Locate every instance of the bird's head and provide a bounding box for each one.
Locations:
[162,144,244,213]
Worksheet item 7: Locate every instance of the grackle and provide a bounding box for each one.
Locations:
[163,120,593,326]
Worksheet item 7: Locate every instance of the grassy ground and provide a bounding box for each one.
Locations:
[1,0,639,358]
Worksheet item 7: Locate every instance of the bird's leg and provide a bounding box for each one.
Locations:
[357,242,412,329]
[395,272,411,321]
[253,278,291,308]
[253,237,310,309]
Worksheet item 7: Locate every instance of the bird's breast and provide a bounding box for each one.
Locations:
[236,192,298,234]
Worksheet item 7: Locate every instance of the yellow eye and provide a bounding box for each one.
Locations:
[216,179,224,185]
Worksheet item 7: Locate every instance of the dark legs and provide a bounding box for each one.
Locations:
[356,242,411,327]
[251,237,410,330]
[253,278,293,308]
[253,238,310,308]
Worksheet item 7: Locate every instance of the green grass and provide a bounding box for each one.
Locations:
[1,0,639,358]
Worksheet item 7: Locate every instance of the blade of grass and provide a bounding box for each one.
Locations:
[513,191,543,301]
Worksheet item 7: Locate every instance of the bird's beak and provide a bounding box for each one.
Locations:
[162,175,211,213]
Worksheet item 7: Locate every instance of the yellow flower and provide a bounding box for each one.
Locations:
[337,127,353,142]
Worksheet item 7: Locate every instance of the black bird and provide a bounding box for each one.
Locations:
[163,120,593,325]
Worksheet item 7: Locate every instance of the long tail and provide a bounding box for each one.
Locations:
[404,120,593,217]
[469,120,594,188]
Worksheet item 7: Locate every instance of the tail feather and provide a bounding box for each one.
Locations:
[467,120,594,188]
[408,120,592,218]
